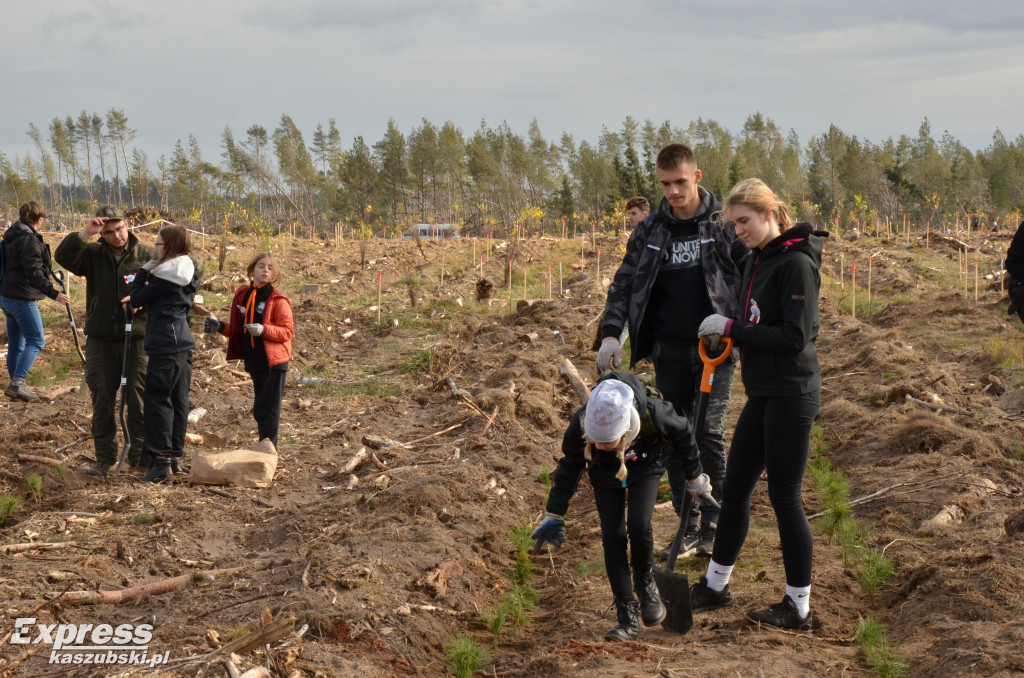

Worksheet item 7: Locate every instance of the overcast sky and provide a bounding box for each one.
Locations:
[4,1,1024,168]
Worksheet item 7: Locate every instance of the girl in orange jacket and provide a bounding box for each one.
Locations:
[204,252,294,448]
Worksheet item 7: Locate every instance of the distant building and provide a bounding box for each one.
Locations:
[404,223,460,239]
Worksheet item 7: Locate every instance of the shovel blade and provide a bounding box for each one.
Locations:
[78,373,91,400]
[652,566,692,634]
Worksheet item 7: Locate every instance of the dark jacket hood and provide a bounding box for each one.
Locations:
[759,222,827,267]
[655,186,720,226]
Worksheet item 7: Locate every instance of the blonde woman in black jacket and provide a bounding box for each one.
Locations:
[689,179,825,632]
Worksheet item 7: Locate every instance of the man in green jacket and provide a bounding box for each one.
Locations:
[55,206,156,475]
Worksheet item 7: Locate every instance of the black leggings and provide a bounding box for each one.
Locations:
[592,474,661,601]
[712,391,820,587]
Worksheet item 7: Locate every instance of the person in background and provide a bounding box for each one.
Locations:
[204,252,294,449]
[598,144,749,558]
[128,225,198,482]
[531,373,713,641]
[625,196,650,229]
[55,205,156,475]
[0,201,71,401]
[690,178,825,632]
[1005,219,1024,323]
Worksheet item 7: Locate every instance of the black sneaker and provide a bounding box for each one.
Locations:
[694,527,716,558]
[746,595,812,632]
[689,576,732,613]
[658,527,700,561]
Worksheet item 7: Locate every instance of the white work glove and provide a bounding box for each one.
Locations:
[596,336,622,373]
[698,314,729,351]
[244,323,264,337]
[686,473,719,508]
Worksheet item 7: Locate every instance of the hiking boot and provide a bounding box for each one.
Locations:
[79,461,112,477]
[689,576,732,613]
[170,458,184,475]
[634,573,667,627]
[604,598,640,641]
[5,379,40,402]
[139,457,173,483]
[694,526,716,558]
[746,595,812,632]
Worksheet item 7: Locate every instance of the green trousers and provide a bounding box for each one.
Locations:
[85,337,148,468]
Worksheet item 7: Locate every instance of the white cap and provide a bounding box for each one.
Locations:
[584,379,635,443]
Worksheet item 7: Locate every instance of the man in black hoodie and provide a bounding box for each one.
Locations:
[598,144,749,557]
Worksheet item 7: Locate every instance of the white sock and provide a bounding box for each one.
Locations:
[704,559,733,592]
[786,584,811,617]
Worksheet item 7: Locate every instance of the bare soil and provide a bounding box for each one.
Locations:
[1,228,1022,677]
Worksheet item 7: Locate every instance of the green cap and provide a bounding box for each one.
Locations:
[96,205,125,220]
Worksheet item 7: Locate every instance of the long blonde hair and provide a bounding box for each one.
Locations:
[723,178,794,231]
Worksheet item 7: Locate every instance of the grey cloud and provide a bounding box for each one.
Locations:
[241,0,481,32]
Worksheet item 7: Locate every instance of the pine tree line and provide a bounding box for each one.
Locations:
[2,112,1022,234]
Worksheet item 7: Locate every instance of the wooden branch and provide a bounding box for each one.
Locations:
[55,567,243,605]
[213,614,296,656]
[0,541,78,554]
[342,446,368,473]
[559,358,590,404]
[398,422,464,448]
[471,406,500,446]
[445,377,486,416]
[43,385,77,400]
[0,642,42,678]
[904,394,973,416]
[368,451,387,471]
[16,454,66,467]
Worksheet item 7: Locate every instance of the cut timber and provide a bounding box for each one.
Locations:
[43,385,76,400]
[56,566,243,605]
[559,358,591,404]
[415,559,464,599]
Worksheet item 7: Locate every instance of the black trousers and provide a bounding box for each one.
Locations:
[653,338,735,529]
[712,390,820,587]
[85,337,147,467]
[143,351,192,461]
[593,474,662,602]
[251,368,286,449]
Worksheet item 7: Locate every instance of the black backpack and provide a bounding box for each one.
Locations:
[0,239,5,282]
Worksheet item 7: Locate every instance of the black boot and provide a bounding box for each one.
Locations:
[604,598,640,641]
[634,572,667,626]
[5,379,40,402]
[170,458,183,474]
[139,456,172,483]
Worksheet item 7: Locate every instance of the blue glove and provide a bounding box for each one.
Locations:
[531,512,565,552]
[203,317,224,334]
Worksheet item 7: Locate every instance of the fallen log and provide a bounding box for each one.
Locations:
[55,566,243,605]
[559,358,590,404]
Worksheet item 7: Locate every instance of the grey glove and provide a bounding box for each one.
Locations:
[203,317,224,334]
[686,473,719,508]
[530,512,566,552]
[244,323,264,337]
[698,314,729,351]
[596,336,622,373]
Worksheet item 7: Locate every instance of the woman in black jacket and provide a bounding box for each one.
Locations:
[689,178,825,631]
[128,225,197,482]
[531,371,713,641]
[0,201,70,401]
